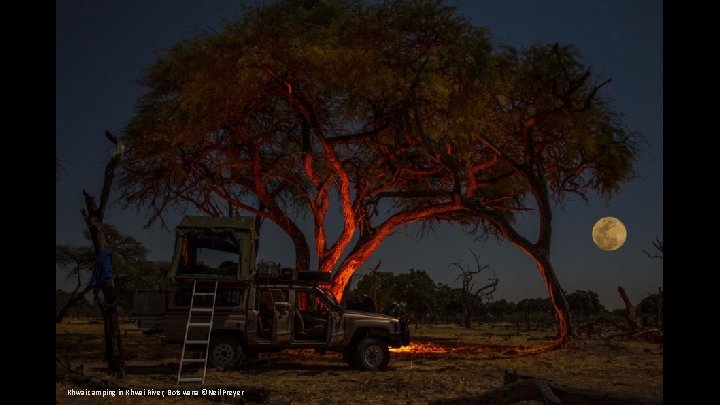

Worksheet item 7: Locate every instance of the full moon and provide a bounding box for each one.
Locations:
[592,216,627,251]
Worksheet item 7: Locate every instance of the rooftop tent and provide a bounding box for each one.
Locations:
[168,216,258,280]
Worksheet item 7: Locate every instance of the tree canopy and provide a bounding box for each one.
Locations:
[121,0,637,347]
[56,225,166,321]
[565,289,605,321]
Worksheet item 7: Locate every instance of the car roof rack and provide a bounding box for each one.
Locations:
[253,269,332,285]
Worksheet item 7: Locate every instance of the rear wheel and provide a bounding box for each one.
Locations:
[353,338,389,371]
[208,335,244,369]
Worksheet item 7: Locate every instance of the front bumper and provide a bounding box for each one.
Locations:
[389,318,411,347]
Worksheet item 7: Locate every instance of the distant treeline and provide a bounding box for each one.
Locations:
[343,269,663,329]
[56,251,662,330]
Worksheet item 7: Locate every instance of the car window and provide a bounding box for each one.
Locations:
[296,290,330,315]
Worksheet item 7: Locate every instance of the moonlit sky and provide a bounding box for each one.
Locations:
[56,0,662,309]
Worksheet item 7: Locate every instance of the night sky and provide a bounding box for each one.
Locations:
[56,0,663,309]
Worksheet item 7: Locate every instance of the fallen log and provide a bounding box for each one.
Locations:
[428,370,661,405]
[630,329,663,344]
[578,318,627,334]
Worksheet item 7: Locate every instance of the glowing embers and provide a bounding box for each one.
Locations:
[390,340,530,357]
[390,342,448,355]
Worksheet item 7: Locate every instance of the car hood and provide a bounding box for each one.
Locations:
[341,310,397,321]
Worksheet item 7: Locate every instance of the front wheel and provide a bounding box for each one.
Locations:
[353,338,389,371]
[208,335,244,369]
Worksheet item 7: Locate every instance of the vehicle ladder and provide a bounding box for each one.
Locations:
[177,280,218,384]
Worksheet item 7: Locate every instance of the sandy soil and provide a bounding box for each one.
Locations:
[56,320,663,404]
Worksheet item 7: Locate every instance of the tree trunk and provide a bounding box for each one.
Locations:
[617,285,642,333]
[525,312,531,331]
[478,202,574,350]
[56,283,93,323]
[253,208,263,256]
[330,260,359,301]
[535,254,574,347]
[79,131,124,376]
[329,203,461,301]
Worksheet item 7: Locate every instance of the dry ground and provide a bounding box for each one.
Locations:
[56,319,662,404]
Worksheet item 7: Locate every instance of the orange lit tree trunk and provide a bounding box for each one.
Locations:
[498,236,574,348]
[528,173,574,346]
[484,232,573,348]
[462,169,575,348]
[268,210,311,273]
[535,255,573,345]
[219,184,312,273]
[328,202,462,301]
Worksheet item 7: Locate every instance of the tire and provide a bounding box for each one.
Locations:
[208,335,244,369]
[352,338,389,371]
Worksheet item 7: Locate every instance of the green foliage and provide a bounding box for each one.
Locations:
[56,225,167,314]
[487,299,516,322]
[483,44,637,200]
[352,270,397,311]
[349,267,437,318]
[434,283,461,322]
[637,290,663,328]
[122,0,636,228]
[56,290,100,319]
[516,297,553,329]
[566,290,605,321]
[344,265,620,328]
[517,297,552,314]
[120,0,495,224]
[86,226,167,312]
[393,268,437,316]
[121,0,638,327]
[56,245,96,278]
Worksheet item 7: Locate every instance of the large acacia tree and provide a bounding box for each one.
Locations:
[122,0,502,292]
[398,40,637,345]
[121,0,636,347]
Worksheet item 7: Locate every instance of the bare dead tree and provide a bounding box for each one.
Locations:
[79,130,125,376]
[81,131,122,250]
[617,285,642,334]
[450,250,498,328]
[643,236,663,260]
[641,236,663,336]
[56,157,67,182]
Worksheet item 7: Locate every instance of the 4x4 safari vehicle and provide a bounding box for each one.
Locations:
[133,216,410,371]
